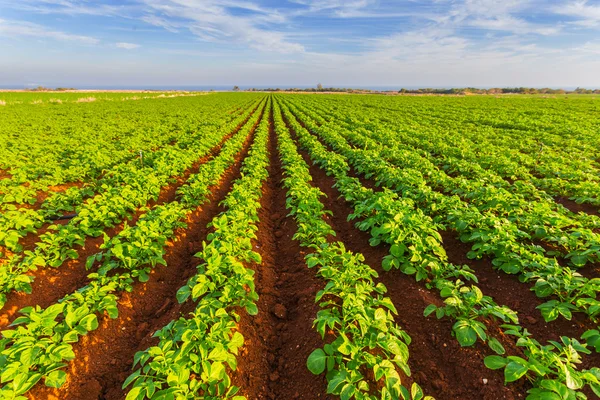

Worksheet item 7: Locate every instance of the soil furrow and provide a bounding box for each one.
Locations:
[234,102,331,400]
[441,231,600,371]
[555,196,600,217]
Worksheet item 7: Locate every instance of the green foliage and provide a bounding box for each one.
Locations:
[276,94,600,398]
[0,95,267,398]
[274,99,429,400]
[123,97,270,399]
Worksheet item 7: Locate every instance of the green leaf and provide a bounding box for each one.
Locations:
[423,304,437,317]
[453,321,477,347]
[15,372,42,395]
[63,330,79,343]
[126,386,143,400]
[539,379,569,398]
[504,361,528,383]
[569,254,588,267]
[340,383,355,400]
[122,370,141,389]
[411,383,424,400]
[45,370,67,388]
[484,355,508,370]
[245,303,258,316]
[176,285,191,304]
[487,337,506,355]
[307,349,327,375]
[78,314,98,331]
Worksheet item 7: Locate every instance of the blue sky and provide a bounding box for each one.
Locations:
[1,0,599,88]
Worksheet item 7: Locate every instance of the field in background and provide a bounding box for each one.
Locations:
[0,92,599,400]
[0,91,203,105]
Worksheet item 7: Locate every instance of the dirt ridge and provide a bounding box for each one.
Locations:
[234,100,332,399]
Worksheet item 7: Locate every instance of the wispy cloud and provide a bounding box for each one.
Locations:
[0,18,99,44]
[140,0,303,53]
[442,0,560,36]
[468,16,560,35]
[575,41,600,54]
[291,0,374,14]
[289,0,417,19]
[553,0,600,27]
[140,14,180,33]
[116,42,140,49]
[4,0,126,17]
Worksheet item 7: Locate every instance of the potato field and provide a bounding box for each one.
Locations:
[0,92,599,400]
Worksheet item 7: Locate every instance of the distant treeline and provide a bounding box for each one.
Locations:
[18,85,600,95]
[397,87,599,95]
[245,87,353,93]
[24,86,77,92]
[244,87,600,95]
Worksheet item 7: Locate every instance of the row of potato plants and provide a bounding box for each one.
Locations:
[287,95,600,352]
[273,100,430,400]
[281,97,600,325]
[0,95,254,206]
[298,95,600,256]
[0,98,264,310]
[0,99,267,399]
[410,103,600,206]
[0,96,257,256]
[123,97,272,400]
[319,95,600,206]
[277,97,600,399]
[291,95,600,269]
[397,97,599,206]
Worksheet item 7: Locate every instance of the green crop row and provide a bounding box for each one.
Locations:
[288,95,600,269]
[277,96,600,399]
[281,97,600,325]
[273,98,430,400]
[295,94,600,206]
[0,97,257,257]
[0,98,267,399]
[123,97,271,400]
[0,94,261,206]
[0,97,264,310]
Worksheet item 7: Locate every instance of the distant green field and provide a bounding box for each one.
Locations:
[0,90,200,105]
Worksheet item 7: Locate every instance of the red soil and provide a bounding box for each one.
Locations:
[233,107,331,399]
[555,196,600,217]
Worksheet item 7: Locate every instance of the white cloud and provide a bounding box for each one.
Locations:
[575,41,600,54]
[140,15,180,33]
[368,28,471,62]
[5,0,125,17]
[0,18,99,44]
[554,1,600,27]
[443,0,560,36]
[291,0,374,13]
[469,16,559,35]
[140,0,304,54]
[116,42,140,49]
